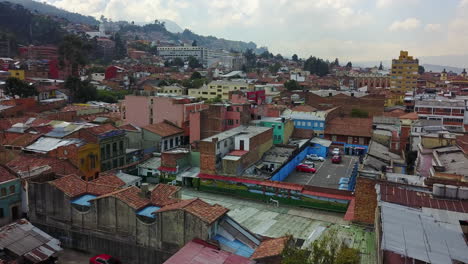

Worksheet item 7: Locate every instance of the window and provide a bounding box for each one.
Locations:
[302,121,306,126]
[278,126,281,129]
[112,142,117,154]
[106,144,110,158]
[224,140,227,147]
[359,137,364,145]
[347,137,353,144]
[119,157,124,167]
[0,208,3,218]
[277,136,282,142]
[81,158,85,166]
[119,141,124,151]
[9,185,15,194]
[320,123,324,128]
[100,147,105,157]
[332,135,337,141]
[90,155,96,169]
[1,188,6,196]
[236,119,239,124]
[227,119,234,125]
[170,138,174,148]
[176,137,179,146]
[308,122,312,127]
[113,159,118,168]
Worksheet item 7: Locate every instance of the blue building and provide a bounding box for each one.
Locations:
[282,107,337,138]
[0,167,21,226]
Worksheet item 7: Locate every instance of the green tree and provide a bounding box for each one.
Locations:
[188,56,202,68]
[269,62,281,74]
[284,80,301,91]
[304,56,329,77]
[191,71,202,79]
[292,54,299,61]
[172,57,184,67]
[332,58,340,67]
[114,33,127,59]
[192,40,198,46]
[379,61,383,70]
[4,77,37,98]
[64,76,97,103]
[58,34,92,76]
[418,65,425,74]
[243,48,257,70]
[346,61,352,68]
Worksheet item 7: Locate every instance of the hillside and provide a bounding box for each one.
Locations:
[0,1,65,47]
[1,0,98,25]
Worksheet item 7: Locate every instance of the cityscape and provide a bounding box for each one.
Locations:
[0,1,468,264]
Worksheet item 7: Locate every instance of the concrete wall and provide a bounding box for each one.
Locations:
[28,180,213,264]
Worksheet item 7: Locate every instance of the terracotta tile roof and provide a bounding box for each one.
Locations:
[6,154,80,177]
[158,198,228,224]
[50,174,118,197]
[325,117,373,138]
[96,186,150,210]
[4,133,42,147]
[150,184,181,206]
[0,165,16,183]
[251,236,289,260]
[291,105,317,112]
[86,123,119,135]
[92,172,126,187]
[143,121,184,137]
[382,109,406,117]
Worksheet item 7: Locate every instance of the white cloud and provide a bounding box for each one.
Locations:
[388,18,421,31]
[377,0,420,8]
[424,23,442,32]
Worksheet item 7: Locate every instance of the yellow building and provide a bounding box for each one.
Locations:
[8,70,25,80]
[440,69,447,81]
[188,80,250,100]
[390,51,418,94]
[158,85,185,95]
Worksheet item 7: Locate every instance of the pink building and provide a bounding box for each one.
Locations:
[121,95,206,142]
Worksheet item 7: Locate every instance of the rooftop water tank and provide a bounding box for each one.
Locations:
[445,185,458,199]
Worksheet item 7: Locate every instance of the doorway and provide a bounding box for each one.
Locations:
[11,206,19,220]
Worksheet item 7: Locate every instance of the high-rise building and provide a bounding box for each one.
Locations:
[390,51,419,92]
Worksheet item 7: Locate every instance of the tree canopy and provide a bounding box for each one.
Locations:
[346,61,353,68]
[292,54,299,61]
[418,65,425,74]
[64,76,97,103]
[58,34,92,76]
[284,80,301,91]
[4,77,37,98]
[303,56,329,77]
[188,56,202,68]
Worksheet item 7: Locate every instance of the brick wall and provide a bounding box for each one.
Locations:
[306,93,385,116]
[199,139,216,174]
[161,152,188,168]
[353,176,378,224]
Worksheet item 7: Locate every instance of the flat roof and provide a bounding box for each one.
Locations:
[380,201,468,264]
[137,156,161,169]
[202,126,271,142]
[25,137,84,153]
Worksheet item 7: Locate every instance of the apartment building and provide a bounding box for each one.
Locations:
[189,80,250,100]
[415,99,467,129]
[121,94,207,142]
[199,126,273,176]
[390,51,419,93]
[157,46,208,66]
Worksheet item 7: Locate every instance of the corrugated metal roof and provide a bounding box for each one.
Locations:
[380,202,468,264]
[25,137,84,153]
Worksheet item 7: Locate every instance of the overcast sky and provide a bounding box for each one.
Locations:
[44,0,468,63]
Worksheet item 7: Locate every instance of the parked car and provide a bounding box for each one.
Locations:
[296,163,317,173]
[331,155,342,164]
[332,148,340,155]
[339,177,350,184]
[303,160,315,167]
[90,254,122,264]
[306,154,324,162]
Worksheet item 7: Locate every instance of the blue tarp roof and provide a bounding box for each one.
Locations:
[136,205,160,218]
[214,234,255,258]
[71,194,97,206]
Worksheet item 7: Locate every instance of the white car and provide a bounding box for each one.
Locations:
[306,154,324,162]
[303,160,315,167]
[332,148,340,155]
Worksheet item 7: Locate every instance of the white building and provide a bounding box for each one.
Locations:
[157,46,208,66]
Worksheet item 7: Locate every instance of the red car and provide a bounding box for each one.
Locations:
[332,155,342,164]
[90,254,122,264]
[296,163,317,173]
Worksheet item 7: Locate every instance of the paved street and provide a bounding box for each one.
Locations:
[57,249,92,264]
[284,155,358,189]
